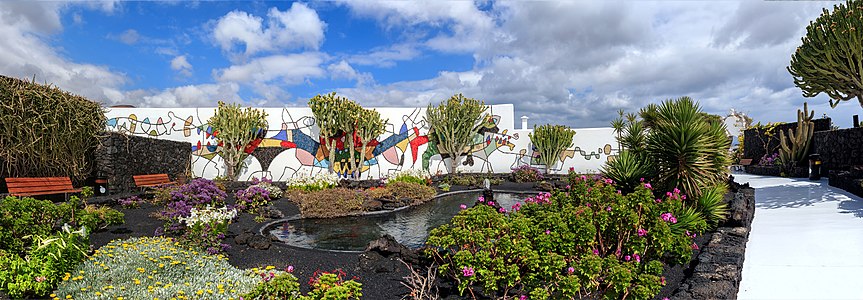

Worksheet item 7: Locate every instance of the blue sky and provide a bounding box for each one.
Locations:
[0,1,859,128]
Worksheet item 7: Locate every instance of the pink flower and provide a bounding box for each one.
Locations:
[637,228,647,236]
[692,243,699,250]
[488,201,495,206]
[625,255,631,261]
[499,207,506,213]
[655,198,662,203]
[634,254,641,263]
[681,195,687,200]
[593,249,599,255]
[640,177,644,182]
[586,203,591,207]
[617,190,622,194]
[606,206,612,212]
[644,183,652,189]
[567,267,574,274]
[661,277,666,285]
[580,175,587,181]
[569,167,575,172]
[520,296,527,300]
[660,213,676,223]
[673,188,680,194]
[34,276,45,282]
[566,185,571,189]
[460,204,467,210]
[604,178,613,184]
[478,196,485,203]
[462,266,475,277]
[545,229,551,235]
[286,265,294,273]
[666,191,672,197]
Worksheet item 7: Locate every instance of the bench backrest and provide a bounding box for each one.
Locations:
[133,174,172,186]
[6,177,75,195]
[739,159,753,166]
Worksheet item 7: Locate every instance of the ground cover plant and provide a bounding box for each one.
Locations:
[426,175,702,299]
[154,178,233,254]
[287,172,340,192]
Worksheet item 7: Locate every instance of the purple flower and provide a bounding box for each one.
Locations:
[567,267,574,274]
[462,266,474,277]
[625,255,631,261]
[286,265,294,273]
[634,254,641,263]
[460,204,467,210]
[606,206,612,212]
[593,249,599,255]
[644,183,652,189]
[637,228,647,236]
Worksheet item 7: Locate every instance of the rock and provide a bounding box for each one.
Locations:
[235,231,253,245]
[366,234,405,255]
[725,188,755,227]
[363,199,383,211]
[247,235,271,250]
[264,206,284,219]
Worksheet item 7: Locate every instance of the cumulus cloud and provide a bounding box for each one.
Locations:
[0,1,126,105]
[338,1,837,127]
[130,82,242,107]
[212,3,326,58]
[327,60,373,86]
[348,43,421,68]
[116,29,140,44]
[170,55,193,77]
[215,52,326,85]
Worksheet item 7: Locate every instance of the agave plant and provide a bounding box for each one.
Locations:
[601,150,653,193]
[645,97,730,197]
[696,184,729,227]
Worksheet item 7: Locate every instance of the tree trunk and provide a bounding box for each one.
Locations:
[225,154,235,180]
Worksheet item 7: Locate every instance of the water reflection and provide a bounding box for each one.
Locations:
[269,192,530,251]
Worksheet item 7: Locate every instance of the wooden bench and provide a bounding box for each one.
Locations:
[5,177,82,200]
[133,174,176,188]
[731,159,753,172]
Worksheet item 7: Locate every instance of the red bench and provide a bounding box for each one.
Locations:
[5,177,82,199]
[133,174,176,188]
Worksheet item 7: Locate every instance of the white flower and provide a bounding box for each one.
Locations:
[180,206,237,227]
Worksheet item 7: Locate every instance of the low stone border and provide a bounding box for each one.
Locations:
[671,181,755,299]
[828,169,863,198]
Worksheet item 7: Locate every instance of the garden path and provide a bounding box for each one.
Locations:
[736,174,863,299]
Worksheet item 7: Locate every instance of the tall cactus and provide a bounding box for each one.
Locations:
[309,92,351,174]
[779,102,815,169]
[530,124,576,174]
[425,94,488,174]
[207,101,268,181]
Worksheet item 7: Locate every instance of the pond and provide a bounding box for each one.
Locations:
[265,191,535,252]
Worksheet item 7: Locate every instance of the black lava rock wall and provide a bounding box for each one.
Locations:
[812,127,863,171]
[743,118,831,165]
[94,132,191,194]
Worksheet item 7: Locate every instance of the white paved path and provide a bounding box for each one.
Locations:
[737,174,863,299]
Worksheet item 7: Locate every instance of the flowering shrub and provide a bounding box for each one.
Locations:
[758,152,781,166]
[426,176,701,299]
[119,195,145,208]
[386,169,431,186]
[54,237,260,300]
[511,165,544,182]
[178,206,237,254]
[158,179,229,251]
[0,225,89,299]
[170,178,227,207]
[243,268,362,300]
[235,185,272,222]
[288,173,340,192]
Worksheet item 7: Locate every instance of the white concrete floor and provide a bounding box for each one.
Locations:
[736,174,863,300]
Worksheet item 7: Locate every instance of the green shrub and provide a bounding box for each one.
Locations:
[0,225,89,299]
[387,169,431,186]
[512,165,544,183]
[0,75,105,182]
[54,237,260,300]
[426,176,700,299]
[77,204,125,231]
[0,196,64,255]
[243,271,301,299]
[243,269,362,300]
[601,150,654,193]
[290,188,367,218]
[696,184,729,227]
[388,182,438,205]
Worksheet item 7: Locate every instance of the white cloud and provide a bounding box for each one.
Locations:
[327,60,373,85]
[216,52,326,85]
[348,43,421,68]
[0,1,126,105]
[118,29,140,44]
[132,82,242,107]
[212,3,326,58]
[170,55,193,77]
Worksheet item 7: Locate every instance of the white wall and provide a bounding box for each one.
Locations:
[104,104,618,180]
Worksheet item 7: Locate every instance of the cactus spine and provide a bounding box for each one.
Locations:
[779,102,815,169]
[530,124,576,174]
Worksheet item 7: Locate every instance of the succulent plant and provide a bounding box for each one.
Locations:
[779,102,815,169]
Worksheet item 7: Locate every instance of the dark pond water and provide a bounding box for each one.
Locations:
[266,191,534,252]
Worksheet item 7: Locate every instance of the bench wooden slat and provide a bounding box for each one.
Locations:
[133,174,175,188]
[5,177,79,197]
[739,159,753,166]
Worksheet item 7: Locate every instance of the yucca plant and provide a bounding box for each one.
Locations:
[696,184,729,227]
[645,97,730,198]
[529,124,576,174]
[425,94,488,174]
[601,150,653,193]
[670,206,708,236]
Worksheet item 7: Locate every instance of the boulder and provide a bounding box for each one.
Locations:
[247,235,271,250]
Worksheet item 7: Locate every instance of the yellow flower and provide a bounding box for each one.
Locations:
[50,294,57,298]
[117,297,124,300]
[133,279,141,285]
[95,292,102,296]
[265,265,275,270]
[196,290,203,295]
[66,296,73,299]
[137,268,146,273]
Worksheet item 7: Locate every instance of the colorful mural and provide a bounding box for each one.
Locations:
[104,105,619,180]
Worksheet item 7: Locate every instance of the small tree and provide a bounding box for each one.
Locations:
[309,92,351,174]
[425,94,488,174]
[350,108,387,178]
[208,101,268,181]
[788,0,863,108]
[529,124,576,174]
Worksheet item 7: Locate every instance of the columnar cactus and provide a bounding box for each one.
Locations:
[779,102,815,169]
[207,101,268,181]
[425,94,488,174]
[529,124,576,174]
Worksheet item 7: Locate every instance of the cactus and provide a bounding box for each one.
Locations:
[309,92,351,174]
[207,101,268,181]
[779,102,815,169]
[309,93,387,178]
[425,94,488,174]
[529,124,576,174]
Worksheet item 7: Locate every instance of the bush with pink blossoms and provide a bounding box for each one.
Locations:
[426,175,702,299]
